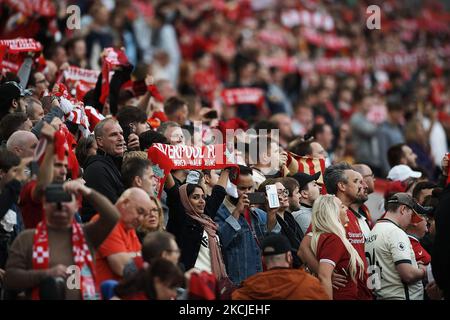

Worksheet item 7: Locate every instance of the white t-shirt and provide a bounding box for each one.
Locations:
[365,219,424,300]
[194,230,221,273]
[356,215,371,243]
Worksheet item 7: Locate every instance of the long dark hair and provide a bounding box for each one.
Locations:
[114,259,184,300]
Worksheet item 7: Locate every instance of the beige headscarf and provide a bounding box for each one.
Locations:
[179,184,227,280]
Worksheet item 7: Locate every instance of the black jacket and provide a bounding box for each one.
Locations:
[432,182,450,299]
[165,184,227,271]
[277,211,304,268]
[80,150,124,222]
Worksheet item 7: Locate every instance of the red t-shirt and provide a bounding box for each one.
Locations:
[408,235,431,265]
[19,180,44,229]
[93,215,142,284]
[316,233,359,300]
[307,210,372,300]
[346,210,372,300]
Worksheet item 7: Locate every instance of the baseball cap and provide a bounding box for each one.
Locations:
[387,192,433,223]
[387,165,421,182]
[261,234,291,256]
[291,172,321,190]
[0,81,21,101]
[2,81,32,97]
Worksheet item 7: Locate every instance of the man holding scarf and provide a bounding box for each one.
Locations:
[4,179,120,300]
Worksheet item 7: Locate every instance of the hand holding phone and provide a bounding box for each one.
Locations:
[232,194,250,219]
[266,184,280,209]
[247,192,266,205]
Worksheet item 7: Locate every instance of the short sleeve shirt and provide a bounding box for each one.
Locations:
[93,216,141,284]
[365,219,424,300]
[316,233,359,300]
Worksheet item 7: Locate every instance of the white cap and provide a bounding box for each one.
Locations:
[387,165,422,181]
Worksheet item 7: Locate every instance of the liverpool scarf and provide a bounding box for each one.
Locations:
[32,220,99,300]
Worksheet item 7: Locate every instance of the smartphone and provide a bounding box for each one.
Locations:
[44,184,72,203]
[247,192,266,205]
[265,184,280,209]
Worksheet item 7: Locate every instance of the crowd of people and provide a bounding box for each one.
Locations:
[0,0,450,301]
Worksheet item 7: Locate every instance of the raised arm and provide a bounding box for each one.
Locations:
[31,123,56,201]
[64,180,120,249]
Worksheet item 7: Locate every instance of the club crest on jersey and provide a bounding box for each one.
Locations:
[397,242,406,251]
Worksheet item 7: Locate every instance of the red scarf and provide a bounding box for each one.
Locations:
[100,48,129,104]
[32,221,99,300]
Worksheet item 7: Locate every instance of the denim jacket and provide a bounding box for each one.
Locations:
[215,198,280,285]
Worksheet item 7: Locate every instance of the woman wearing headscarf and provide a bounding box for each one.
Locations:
[164,170,230,280]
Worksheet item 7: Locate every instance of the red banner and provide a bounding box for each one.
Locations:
[259,56,298,73]
[0,38,42,75]
[260,45,450,75]
[221,88,264,107]
[297,57,366,75]
[63,66,100,84]
[0,38,43,53]
[100,48,129,104]
[147,143,238,197]
[258,30,289,48]
[281,9,334,31]
[61,66,100,101]
[302,28,350,51]
[4,0,56,17]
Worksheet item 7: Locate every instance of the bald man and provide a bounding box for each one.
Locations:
[352,164,375,194]
[6,130,38,158]
[93,188,153,283]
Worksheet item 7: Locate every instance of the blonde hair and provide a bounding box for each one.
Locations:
[310,195,365,282]
[149,195,165,231]
[138,195,165,233]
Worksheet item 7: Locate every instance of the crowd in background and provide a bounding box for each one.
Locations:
[0,0,450,301]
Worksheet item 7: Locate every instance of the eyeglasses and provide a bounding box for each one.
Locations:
[277,189,289,196]
[363,173,375,179]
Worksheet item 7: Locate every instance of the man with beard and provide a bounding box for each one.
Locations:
[215,166,280,285]
[348,171,372,241]
[298,163,372,299]
[351,164,376,240]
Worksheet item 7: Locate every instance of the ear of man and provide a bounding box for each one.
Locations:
[300,188,309,199]
[337,181,346,193]
[134,175,143,188]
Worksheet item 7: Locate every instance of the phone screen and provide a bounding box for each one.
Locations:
[265,184,280,208]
